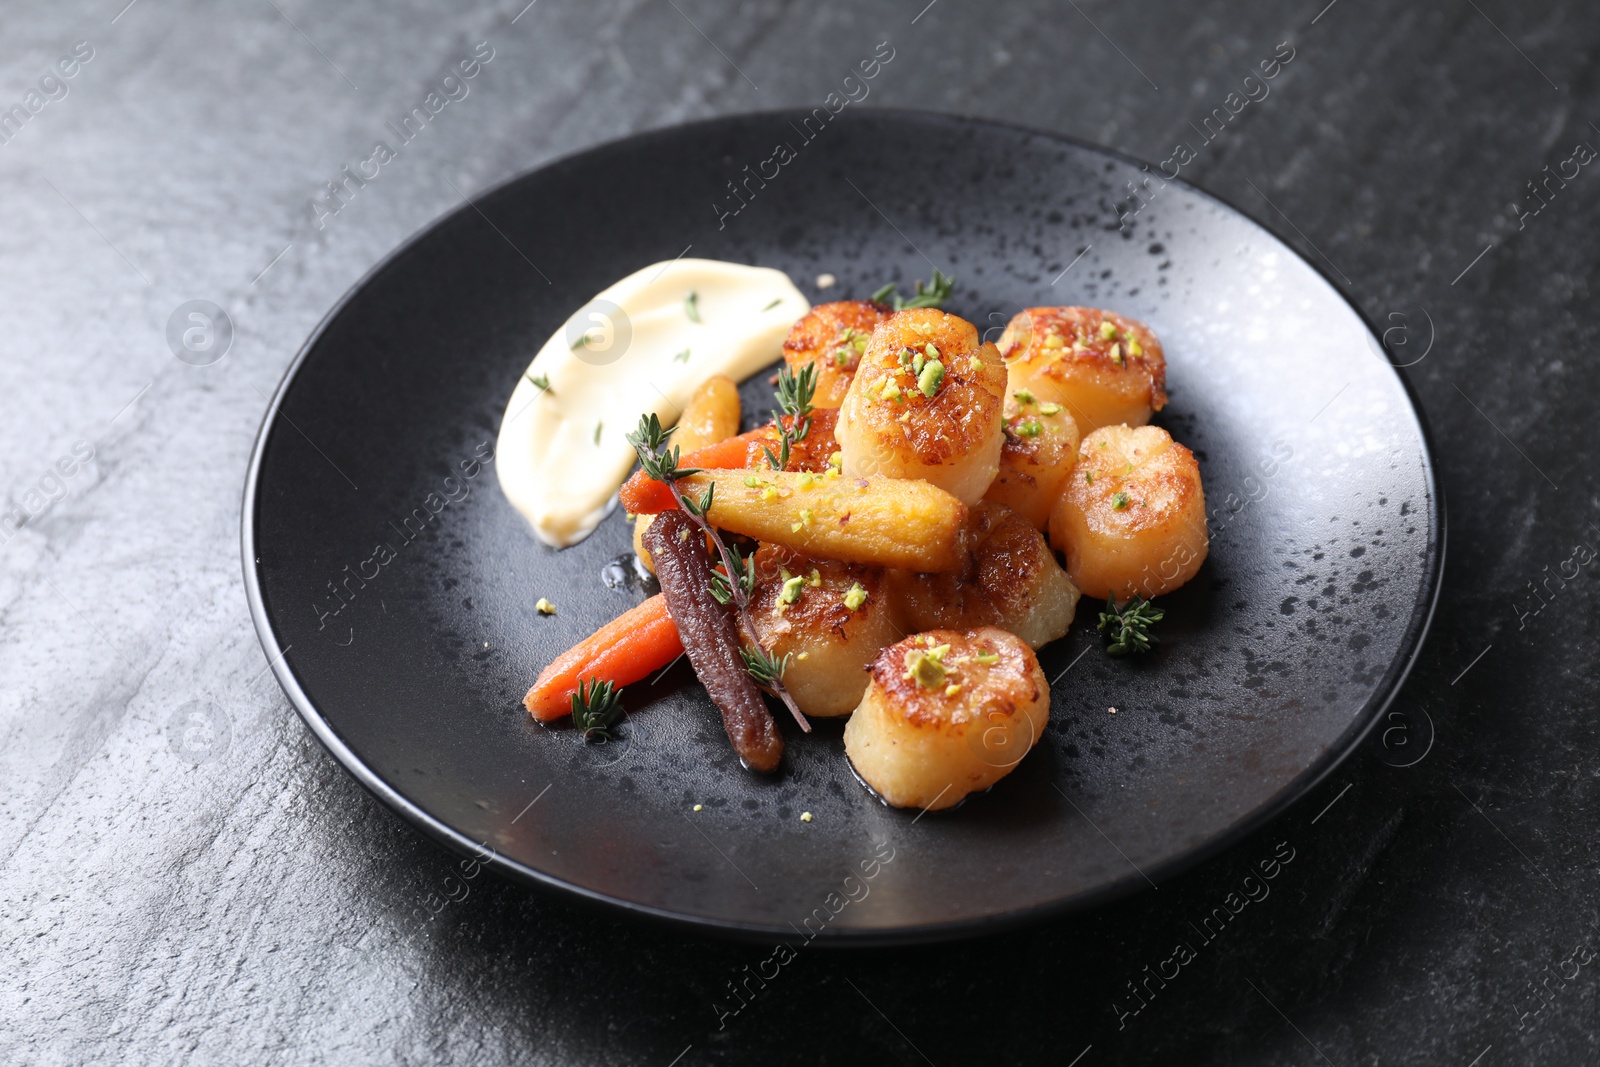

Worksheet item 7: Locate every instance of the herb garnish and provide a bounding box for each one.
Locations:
[762,361,818,471]
[762,297,781,311]
[869,269,955,310]
[527,373,551,393]
[674,348,691,363]
[741,645,792,689]
[685,291,701,323]
[571,677,624,742]
[1097,594,1164,656]
[627,414,810,731]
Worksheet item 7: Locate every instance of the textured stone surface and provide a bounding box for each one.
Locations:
[1,0,1595,1063]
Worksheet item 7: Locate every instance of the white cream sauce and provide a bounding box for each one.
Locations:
[496,259,809,547]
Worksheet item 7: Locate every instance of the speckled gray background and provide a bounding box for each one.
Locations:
[1,1,1593,1064]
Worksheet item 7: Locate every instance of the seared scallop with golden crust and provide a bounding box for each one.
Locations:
[999,307,1167,433]
[1049,424,1208,600]
[781,300,894,409]
[836,308,1008,504]
[844,627,1049,811]
[983,392,1081,529]
[890,502,1079,650]
[745,544,901,718]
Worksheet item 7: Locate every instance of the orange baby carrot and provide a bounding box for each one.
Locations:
[523,594,683,721]
[620,433,755,514]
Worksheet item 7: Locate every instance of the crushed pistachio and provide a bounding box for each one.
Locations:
[744,475,766,488]
[761,486,779,502]
[1113,491,1131,510]
[944,683,963,697]
[828,451,843,470]
[693,803,703,811]
[1045,333,1066,349]
[1109,342,1124,365]
[924,342,940,361]
[800,811,813,822]
[1100,320,1118,340]
[1016,419,1042,437]
[779,575,807,604]
[1085,471,1094,484]
[879,377,902,401]
[535,597,556,615]
[974,650,999,665]
[1014,388,1036,405]
[1129,339,1144,358]
[1039,401,1063,415]
[905,648,947,689]
[789,508,813,533]
[967,355,982,372]
[917,359,945,397]
[912,350,926,376]
[843,582,868,610]
[797,471,817,490]
[835,349,852,367]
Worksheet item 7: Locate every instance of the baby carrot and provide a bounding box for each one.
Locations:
[619,410,841,515]
[523,594,683,721]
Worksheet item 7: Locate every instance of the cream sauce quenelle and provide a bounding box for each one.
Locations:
[496,259,809,547]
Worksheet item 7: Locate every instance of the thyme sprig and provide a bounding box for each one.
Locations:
[741,646,792,689]
[1097,594,1165,656]
[708,541,757,605]
[571,677,624,742]
[626,414,811,732]
[870,269,955,310]
[762,361,818,471]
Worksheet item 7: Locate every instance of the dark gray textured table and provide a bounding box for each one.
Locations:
[3,1,1594,1063]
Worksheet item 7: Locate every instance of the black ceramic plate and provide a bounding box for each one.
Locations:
[244,110,1442,944]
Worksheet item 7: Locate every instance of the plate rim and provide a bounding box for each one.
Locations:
[241,106,1446,946]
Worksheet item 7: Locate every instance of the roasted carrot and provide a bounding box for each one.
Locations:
[621,433,753,514]
[620,410,841,515]
[523,594,683,721]
[643,509,783,772]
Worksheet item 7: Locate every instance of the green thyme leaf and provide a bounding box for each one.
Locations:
[1096,594,1165,656]
[571,677,625,742]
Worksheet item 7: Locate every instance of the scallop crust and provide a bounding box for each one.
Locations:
[1000,307,1166,433]
[890,503,1079,650]
[836,308,1007,505]
[843,627,1048,811]
[782,300,893,409]
[1049,423,1208,599]
[983,400,1081,528]
[746,545,900,718]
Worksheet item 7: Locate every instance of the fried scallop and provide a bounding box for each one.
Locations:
[1049,424,1208,600]
[889,502,1079,649]
[983,393,1081,529]
[782,300,894,409]
[745,545,901,718]
[843,627,1049,811]
[999,307,1167,433]
[836,308,1007,505]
